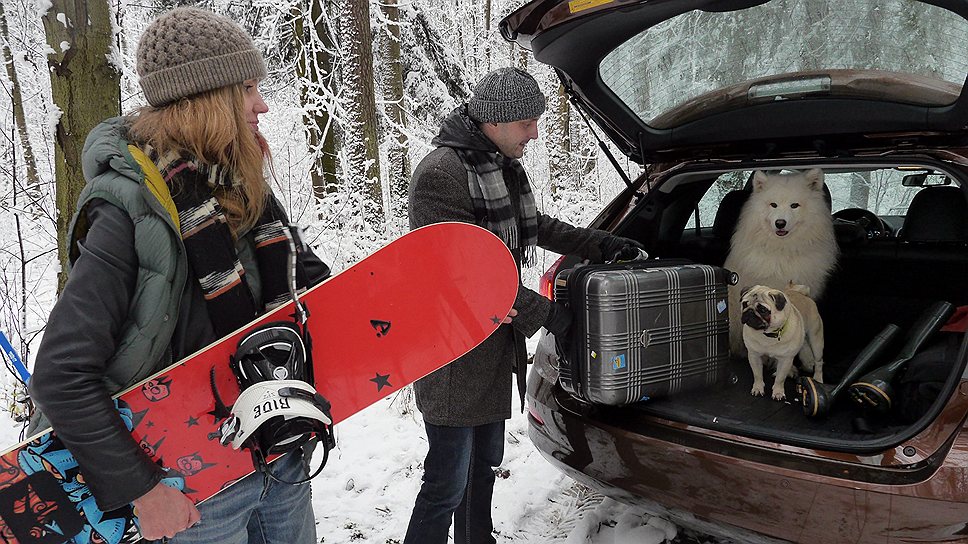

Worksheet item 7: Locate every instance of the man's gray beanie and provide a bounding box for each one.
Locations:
[467,67,546,124]
[137,7,267,107]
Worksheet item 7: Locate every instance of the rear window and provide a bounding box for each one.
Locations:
[601,0,968,126]
[693,167,961,229]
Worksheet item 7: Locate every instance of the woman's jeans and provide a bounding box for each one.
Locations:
[404,420,505,544]
[165,452,316,544]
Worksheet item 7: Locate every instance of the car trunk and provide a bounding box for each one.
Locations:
[561,158,968,457]
[505,0,968,459]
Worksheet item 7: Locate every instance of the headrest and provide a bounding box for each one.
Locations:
[712,190,750,239]
[901,186,968,243]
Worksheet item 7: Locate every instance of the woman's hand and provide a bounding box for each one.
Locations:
[132,481,201,540]
[502,308,518,324]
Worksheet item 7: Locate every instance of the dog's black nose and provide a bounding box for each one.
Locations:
[775,219,787,229]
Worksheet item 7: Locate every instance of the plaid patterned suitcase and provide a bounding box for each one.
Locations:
[554,262,732,405]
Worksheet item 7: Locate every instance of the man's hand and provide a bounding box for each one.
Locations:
[132,481,201,540]
[502,308,518,324]
[599,236,647,263]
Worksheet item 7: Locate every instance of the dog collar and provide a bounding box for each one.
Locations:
[763,319,788,341]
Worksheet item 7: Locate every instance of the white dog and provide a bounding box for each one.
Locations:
[724,169,838,355]
[741,284,825,401]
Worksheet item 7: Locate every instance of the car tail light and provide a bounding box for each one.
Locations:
[527,403,545,426]
[538,256,566,301]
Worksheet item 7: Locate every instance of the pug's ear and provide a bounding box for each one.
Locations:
[771,292,787,311]
[740,286,753,299]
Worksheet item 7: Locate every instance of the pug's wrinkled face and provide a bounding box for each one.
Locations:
[740,285,787,331]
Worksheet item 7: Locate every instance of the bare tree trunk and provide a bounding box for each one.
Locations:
[482,0,492,69]
[379,0,410,229]
[341,0,382,228]
[294,0,340,196]
[0,1,39,193]
[42,0,120,291]
[850,172,871,210]
[545,82,571,200]
[411,7,469,103]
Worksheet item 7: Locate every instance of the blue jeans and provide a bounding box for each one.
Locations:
[404,421,505,544]
[165,452,316,544]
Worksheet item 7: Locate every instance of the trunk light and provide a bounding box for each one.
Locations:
[748,76,831,101]
[527,403,545,426]
[539,256,567,301]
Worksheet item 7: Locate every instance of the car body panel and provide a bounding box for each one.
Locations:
[527,366,968,543]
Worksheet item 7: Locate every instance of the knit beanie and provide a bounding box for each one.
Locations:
[467,67,546,124]
[137,7,267,107]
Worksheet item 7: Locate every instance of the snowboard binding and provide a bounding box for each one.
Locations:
[215,321,335,484]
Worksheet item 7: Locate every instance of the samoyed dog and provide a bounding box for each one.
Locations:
[724,169,838,356]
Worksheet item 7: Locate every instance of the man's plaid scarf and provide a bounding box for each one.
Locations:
[454,149,538,266]
[152,149,308,337]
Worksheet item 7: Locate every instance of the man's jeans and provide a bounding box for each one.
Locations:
[404,421,505,544]
[166,452,316,544]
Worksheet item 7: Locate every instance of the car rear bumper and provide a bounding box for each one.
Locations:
[527,368,968,543]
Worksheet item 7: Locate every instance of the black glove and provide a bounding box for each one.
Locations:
[598,235,647,263]
[543,302,573,343]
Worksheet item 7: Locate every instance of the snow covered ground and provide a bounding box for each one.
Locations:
[0,390,732,544]
[305,391,729,544]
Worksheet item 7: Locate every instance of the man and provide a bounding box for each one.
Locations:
[404,67,643,544]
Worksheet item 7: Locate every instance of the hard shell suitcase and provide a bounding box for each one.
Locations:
[555,261,732,405]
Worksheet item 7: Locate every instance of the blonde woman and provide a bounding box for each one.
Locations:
[29,8,327,542]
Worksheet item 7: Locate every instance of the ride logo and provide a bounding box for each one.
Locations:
[251,393,290,420]
[0,471,84,544]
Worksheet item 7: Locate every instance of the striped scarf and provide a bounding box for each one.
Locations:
[455,148,538,266]
[153,149,308,338]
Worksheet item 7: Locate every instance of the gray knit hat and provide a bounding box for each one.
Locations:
[137,7,267,107]
[467,67,546,124]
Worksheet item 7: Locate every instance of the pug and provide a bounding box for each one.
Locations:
[740,283,824,401]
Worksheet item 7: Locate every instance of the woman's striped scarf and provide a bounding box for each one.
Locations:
[153,149,308,338]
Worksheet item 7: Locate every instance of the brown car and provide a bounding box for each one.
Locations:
[500,0,968,542]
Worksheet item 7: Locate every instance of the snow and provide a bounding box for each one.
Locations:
[0,1,736,541]
[0,372,719,544]
[306,390,692,543]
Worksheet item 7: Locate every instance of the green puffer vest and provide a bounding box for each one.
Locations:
[70,117,188,393]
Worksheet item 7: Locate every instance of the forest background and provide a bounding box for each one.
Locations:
[0,0,634,415]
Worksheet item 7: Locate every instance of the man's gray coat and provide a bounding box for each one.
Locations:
[409,136,608,427]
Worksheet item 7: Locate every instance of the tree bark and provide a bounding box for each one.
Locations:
[293,0,340,196]
[411,7,469,103]
[379,0,410,229]
[341,0,382,228]
[0,1,39,193]
[545,82,571,200]
[42,0,120,291]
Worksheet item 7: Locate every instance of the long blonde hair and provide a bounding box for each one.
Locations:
[129,84,267,236]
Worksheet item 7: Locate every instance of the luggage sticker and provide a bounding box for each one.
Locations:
[610,354,626,371]
[717,300,727,314]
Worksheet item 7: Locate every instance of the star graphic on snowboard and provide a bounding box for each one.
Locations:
[185,416,199,428]
[491,315,501,325]
[370,373,392,392]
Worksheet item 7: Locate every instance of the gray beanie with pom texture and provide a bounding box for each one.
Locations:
[136,7,267,107]
[467,67,546,124]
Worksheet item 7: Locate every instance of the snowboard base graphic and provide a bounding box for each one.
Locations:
[0,222,518,544]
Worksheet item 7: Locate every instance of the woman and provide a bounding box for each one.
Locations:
[29,7,326,542]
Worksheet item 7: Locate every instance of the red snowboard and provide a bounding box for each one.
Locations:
[0,222,518,544]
